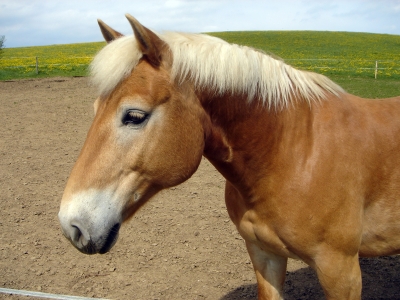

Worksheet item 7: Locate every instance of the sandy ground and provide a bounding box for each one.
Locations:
[0,77,399,299]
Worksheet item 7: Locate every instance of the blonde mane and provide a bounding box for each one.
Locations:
[90,32,344,108]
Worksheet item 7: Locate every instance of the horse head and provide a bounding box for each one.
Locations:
[58,15,208,254]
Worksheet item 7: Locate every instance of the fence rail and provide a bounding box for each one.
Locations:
[284,58,400,79]
[1,56,400,79]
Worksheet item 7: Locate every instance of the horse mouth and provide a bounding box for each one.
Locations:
[76,223,121,255]
[99,223,121,254]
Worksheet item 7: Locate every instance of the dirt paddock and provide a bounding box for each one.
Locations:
[1,77,399,299]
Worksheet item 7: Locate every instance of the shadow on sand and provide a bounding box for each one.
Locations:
[220,256,400,300]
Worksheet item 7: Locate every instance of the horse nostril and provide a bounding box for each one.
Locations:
[71,225,83,243]
[71,224,90,248]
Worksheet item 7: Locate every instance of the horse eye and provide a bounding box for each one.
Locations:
[122,110,149,126]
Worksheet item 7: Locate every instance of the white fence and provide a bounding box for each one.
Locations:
[1,57,400,79]
[284,59,400,79]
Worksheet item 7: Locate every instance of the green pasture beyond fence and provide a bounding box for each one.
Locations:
[0,56,92,79]
[1,31,400,80]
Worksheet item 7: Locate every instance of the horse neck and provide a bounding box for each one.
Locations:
[200,91,311,192]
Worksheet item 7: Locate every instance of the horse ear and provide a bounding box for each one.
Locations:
[125,14,164,67]
[97,19,124,43]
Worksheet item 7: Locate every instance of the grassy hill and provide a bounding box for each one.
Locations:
[210,31,400,60]
[0,31,399,97]
[209,31,400,79]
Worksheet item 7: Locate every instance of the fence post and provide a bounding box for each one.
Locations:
[374,60,378,79]
[35,57,38,74]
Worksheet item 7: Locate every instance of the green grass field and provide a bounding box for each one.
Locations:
[1,31,399,98]
[0,41,105,80]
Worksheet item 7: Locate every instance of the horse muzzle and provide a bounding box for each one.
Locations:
[58,189,123,254]
[60,220,121,254]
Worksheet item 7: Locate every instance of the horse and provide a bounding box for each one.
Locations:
[58,14,400,299]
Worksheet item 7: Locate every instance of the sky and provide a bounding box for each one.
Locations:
[1,0,400,48]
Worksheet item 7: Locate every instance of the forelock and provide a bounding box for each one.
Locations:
[89,36,143,97]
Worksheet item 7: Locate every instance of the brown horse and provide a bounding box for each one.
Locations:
[58,14,400,299]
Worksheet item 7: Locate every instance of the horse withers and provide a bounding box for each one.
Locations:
[58,14,400,299]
